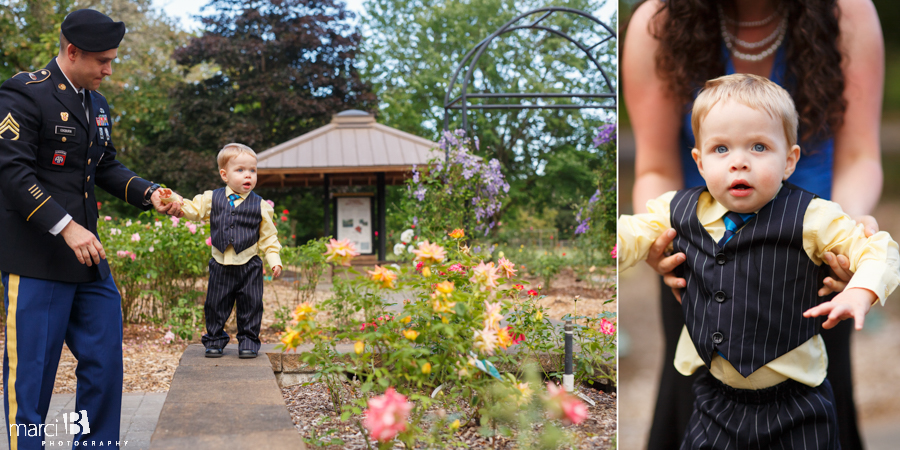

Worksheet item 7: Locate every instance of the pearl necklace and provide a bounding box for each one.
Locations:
[723,15,787,49]
[719,7,788,62]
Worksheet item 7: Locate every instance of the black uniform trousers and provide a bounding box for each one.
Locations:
[681,372,839,450]
[201,256,263,352]
[648,277,862,450]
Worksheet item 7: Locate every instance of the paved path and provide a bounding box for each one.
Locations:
[0,392,166,450]
[149,344,304,450]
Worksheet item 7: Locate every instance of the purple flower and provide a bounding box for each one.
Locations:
[593,123,616,147]
[413,216,418,226]
[415,188,426,201]
[575,220,590,235]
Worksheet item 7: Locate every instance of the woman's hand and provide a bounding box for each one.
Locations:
[645,228,687,303]
[818,215,879,296]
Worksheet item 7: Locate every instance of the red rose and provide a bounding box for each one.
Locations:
[291,234,296,239]
[283,209,289,214]
[97,202,102,209]
[527,290,538,297]
[281,216,288,221]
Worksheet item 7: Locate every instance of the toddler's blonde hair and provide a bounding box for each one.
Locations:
[692,74,798,148]
[216,143,257,170]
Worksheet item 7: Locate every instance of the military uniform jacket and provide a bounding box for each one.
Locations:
[0,58,153,283]
[670,182,827,377]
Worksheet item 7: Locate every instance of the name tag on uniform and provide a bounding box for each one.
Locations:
[55,125,76,136]
[52,150,67,166]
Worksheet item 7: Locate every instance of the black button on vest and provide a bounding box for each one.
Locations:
[712,332,724,344]
[670,183,825,377]
[210,188,262,254]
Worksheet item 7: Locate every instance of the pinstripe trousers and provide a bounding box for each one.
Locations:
[201,256,264,352]
[681,372,840,450]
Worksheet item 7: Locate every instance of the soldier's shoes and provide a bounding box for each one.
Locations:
[239,350,258,359]
[205,348,224,358]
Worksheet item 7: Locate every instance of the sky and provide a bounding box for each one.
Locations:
[151,0,615,32]
[151,0,367,31]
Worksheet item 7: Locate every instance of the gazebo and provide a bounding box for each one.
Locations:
[255,110,441,263]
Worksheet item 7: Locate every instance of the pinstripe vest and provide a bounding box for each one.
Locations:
[671,182,826,377]
[210,188,262,255]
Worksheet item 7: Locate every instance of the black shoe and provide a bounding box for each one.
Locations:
[239,349,258,359]
[205,348,224,358]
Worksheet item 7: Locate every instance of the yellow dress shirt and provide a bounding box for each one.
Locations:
[180,187,283,270]
[618,188,900,389]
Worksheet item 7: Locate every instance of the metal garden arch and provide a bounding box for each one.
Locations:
[442,6,617,157]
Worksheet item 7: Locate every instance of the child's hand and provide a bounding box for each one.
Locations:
[272,265,282,278]
[803,287,875,330]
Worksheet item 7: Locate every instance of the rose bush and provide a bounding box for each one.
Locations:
[278,227,615,448]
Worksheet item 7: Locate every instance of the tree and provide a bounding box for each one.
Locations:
[134,0,378,195]
[361,0,616,238]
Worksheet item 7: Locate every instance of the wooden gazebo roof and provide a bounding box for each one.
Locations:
[255,110,441,187]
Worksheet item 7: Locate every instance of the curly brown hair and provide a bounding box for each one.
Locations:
[648,0,846,144]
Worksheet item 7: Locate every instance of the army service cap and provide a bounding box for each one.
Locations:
[61,9,126,52]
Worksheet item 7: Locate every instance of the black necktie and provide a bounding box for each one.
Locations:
[78,91,91,123]
[718,211,756,247]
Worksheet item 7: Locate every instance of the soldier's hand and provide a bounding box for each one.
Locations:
[151,189,184,218]
[60,221,106,266]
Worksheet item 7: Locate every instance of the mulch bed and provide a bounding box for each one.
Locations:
[282,381,616,449]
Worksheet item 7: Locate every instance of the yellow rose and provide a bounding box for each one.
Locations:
[401,316,412,324]
[450,419,461,430]
[422,362,432,374]
[535,311,543,321]
[403,329,420,341]
[422,266,432,277]
[354,341,365,355]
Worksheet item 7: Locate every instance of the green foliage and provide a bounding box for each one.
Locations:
[280,236,331,305]
[532,252,566,289]
[280,226,615,446]
[166,292,205,340]
[361,0,616,233]
[98,212,209,322]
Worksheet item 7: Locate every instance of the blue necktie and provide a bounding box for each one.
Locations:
[228,193,240,208]
[718,211,756,247]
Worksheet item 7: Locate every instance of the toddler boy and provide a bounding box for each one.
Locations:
[180,143,283,358]
[618,74,900,449]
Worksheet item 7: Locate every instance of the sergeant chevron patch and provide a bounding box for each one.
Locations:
[0,113,20,140]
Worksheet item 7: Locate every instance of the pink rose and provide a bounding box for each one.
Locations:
[266,199,275,208]
[599,318,616,336]
[545,383,588,425]
[131,233,140,242]
[363,387,412,442]
[171,216,180,227]
[205,237,212,246]
[610,244,617,259]
[104,216,112,221]
[117,250,128,258]
[187,223,197,234]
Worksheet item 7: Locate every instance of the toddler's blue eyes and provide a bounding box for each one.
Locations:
[753,144,766,152]
[715,146,728,154]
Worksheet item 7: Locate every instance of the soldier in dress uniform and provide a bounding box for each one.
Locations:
[0,9,182,449]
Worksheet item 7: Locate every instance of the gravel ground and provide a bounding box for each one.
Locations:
[282,381,616,449]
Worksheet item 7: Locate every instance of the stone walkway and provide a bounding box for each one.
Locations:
[0,392,166,450]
